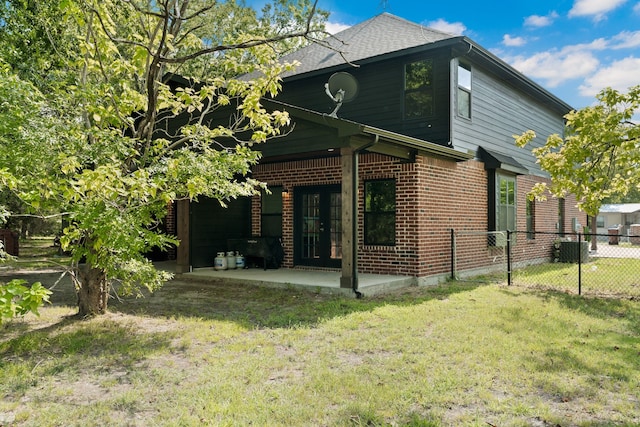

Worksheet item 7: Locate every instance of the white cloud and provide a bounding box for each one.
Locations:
[635,2,640,13]
[503,28,640,87]
[579,57,640,96]
[563,38,609,52]
[524,12,559,28]
[325,21,351,34]
[502,34,527,47]
[506,49,600,87]
[610,30,640,49]
[569,0,627,21]
[426,19,466,35]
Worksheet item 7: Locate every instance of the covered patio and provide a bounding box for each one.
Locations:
[159,262,416,297]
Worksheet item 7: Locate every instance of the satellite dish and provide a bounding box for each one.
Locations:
[324,72,359,118]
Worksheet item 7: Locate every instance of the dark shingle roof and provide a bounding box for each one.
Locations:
[271,12,573,113]
[281,13,458,77]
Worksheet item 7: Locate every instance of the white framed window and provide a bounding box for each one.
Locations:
[497,174,516,232]
[457,62,471,119]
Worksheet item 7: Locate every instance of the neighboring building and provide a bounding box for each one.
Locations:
[173,13,586,289]
[597,204,640,237]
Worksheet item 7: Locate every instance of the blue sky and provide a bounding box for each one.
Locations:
[251,0,640,112]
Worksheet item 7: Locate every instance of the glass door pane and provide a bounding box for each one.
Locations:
[302,193,320,259]
[295,185,342,268]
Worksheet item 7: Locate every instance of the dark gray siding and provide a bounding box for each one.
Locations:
[277,51,452,146]
[452,62,566,176]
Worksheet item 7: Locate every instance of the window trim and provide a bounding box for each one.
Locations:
[456,62,472,119]
[496,174,516,232]
[364,179,396,246]
[487,171,517,247]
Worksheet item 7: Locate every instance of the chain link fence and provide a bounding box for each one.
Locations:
[451,229,640,298]
[510,230,640,298]
[451,230,507,283]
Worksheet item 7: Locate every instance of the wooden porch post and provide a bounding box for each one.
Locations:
[340,147,358,290]
[176,199,191,273]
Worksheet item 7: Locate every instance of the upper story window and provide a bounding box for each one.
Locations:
[457,62,471,119]
[404,59,434,119]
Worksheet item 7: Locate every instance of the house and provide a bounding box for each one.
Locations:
[597,204,640,238]
[172,13,586,290]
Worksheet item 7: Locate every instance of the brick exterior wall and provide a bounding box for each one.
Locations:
[252,153,587,281]
[510,175,587,267]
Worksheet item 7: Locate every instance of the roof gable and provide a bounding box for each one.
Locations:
[277,13,572,114]
[281,13,458,78]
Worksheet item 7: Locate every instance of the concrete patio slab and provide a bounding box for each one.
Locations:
[175,265,415,297]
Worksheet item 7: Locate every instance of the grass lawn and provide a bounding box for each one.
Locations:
[513,257,640,298]
[1,237,71,270]
[1,266,639,426]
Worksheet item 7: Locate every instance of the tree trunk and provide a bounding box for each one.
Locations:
[589,215,598,251]
[76,264,109,317]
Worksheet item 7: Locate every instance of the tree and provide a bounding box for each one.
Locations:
[515,85,640,219]
[0,62,56,322]
[0,0,329,317]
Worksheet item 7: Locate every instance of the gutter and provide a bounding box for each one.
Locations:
[361,125,472,161]
[350,134,380,298]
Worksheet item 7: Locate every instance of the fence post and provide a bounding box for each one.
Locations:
[578,232,582,295]
[451,228,456,280]
[507,230,512,286]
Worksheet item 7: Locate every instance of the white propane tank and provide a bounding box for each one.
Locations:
[214,252,227,270]
[226,251,236,269]
[236,253,245,269]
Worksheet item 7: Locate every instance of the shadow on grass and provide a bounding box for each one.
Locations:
[107,277,483,329]
[2,265,485,329]
[498,286,640,383]
[0,315,176,395]
[3,265,481,329]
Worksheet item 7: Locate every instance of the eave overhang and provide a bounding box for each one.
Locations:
[262,99,473,162]
[478,147,528,175]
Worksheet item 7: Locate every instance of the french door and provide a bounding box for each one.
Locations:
[294,185,342,268]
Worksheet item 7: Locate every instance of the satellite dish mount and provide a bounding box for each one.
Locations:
[324,72,359,118]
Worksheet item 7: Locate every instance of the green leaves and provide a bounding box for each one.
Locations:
[0,0,323,316]
[516,85,640,217]
[0,280,52,323]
